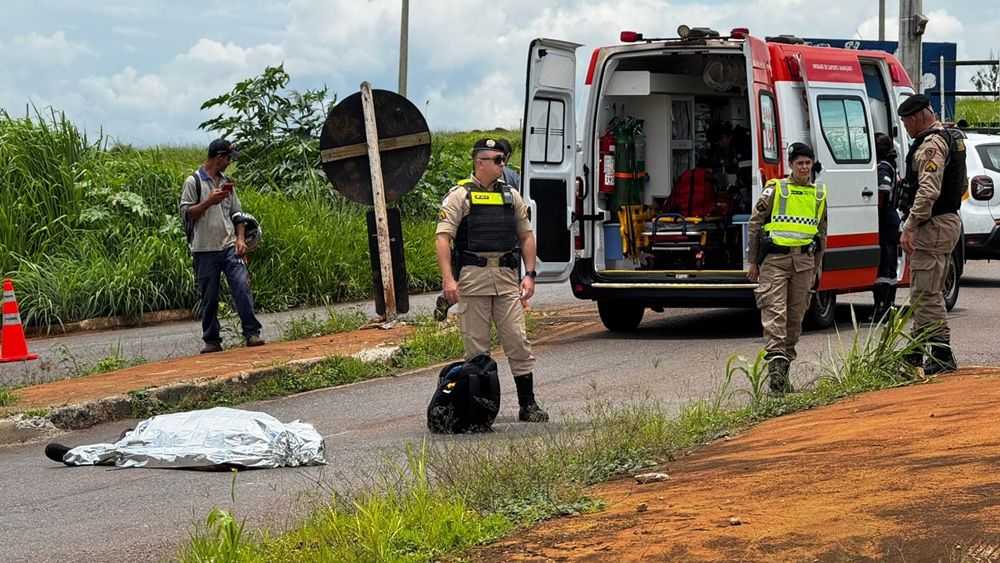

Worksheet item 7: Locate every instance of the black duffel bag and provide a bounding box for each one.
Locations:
[427,354,501,433]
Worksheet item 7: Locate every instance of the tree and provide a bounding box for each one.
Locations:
[199,65,336,194]
[971,51,1000,101]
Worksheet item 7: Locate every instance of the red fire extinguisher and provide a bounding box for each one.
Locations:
[598,129,616,193]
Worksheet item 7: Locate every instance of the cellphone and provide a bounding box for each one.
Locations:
[221,181,234,193]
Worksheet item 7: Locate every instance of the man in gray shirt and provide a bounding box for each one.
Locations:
[179,139,263,353]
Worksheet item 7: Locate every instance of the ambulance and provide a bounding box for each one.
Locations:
[520,27,963,332]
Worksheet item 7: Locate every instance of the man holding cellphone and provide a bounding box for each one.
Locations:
[179,139,264,354]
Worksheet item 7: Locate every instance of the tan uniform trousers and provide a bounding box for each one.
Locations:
[754,250,816,361]
[455,265,535,376]
[909,213,961,341]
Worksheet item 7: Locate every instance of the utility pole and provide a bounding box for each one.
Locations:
[878,0,885,41]
[898,0,928,92]
[398,0,409,98]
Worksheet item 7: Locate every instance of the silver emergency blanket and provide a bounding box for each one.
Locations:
[63,407,326,469]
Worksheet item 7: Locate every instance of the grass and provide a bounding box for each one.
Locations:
[0,387,18,407]
[1,108,493,329]
[280,307,370,341]
[956,97,1000,127]
[180,308,938,562]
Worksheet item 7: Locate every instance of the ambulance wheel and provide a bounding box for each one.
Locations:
[597,299,644,332]
[943,254,959,312]
[804,290,836,330]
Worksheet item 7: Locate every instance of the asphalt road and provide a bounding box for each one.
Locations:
[2,261,999,562]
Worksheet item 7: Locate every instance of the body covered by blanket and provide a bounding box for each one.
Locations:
[54,407,325,469]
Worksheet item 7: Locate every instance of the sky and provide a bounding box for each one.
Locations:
[1,0,997,147]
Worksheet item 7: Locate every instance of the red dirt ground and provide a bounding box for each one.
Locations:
[7,324,414,411]
[474,368,1000,562]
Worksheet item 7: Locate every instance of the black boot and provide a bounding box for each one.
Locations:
[923,340,957,376]
[765,354,793,394]
[869,285,891,323]
[44,443,73,465]
[514,373,549,422]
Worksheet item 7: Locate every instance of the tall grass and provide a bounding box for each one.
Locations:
[1,109,479,328]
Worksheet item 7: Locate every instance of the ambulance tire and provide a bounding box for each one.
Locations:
[943,250,960,312]
[597,299,644,332]
[803,290,837,330]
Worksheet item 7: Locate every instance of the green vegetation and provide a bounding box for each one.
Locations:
[956,97,1000,127]
[279,307,369,341]
[1,65,518,330]
[180,309,936,562]
[0,387,18,407]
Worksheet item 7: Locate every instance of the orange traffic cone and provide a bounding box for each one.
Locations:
[1,279,38,362]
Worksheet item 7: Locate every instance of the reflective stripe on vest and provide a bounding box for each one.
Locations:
[763,179,827,247]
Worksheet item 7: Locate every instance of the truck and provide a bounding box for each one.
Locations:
[519,26,962,332]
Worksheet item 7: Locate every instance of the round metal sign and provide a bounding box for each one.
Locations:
[319,89,431,205]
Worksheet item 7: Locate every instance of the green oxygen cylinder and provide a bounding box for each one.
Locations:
[612,118,635,212]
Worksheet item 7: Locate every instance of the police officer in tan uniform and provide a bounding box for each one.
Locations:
[897,94,965,375]
[435,138,548,422]
[747,142,828,393]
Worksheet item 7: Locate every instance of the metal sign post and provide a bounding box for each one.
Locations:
[360,81,397,322]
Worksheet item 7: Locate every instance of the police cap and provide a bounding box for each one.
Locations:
[472,138,503,157]
[897,94,931,117]
[787,142,815,162]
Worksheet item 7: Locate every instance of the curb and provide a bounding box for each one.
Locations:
[24,309,196,339]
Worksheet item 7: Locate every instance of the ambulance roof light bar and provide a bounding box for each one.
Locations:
[620,26,732,44]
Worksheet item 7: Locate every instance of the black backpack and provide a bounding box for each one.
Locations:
[427,354,501,433]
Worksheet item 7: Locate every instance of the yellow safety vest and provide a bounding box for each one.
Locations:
[763,179,827,247]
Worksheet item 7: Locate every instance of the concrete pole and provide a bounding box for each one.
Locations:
[398,0,409,98]
[898,0,924,92]
[878,0,885,41]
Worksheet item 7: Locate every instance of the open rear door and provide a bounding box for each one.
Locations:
[798,50,880,288]
[522,38,581,282]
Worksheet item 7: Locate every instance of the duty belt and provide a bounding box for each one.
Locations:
[457,251,519,270]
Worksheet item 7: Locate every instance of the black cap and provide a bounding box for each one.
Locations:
[471,138,503,157]
[897,94,931,117]
[496,138,513,156]
[788,142,815,162]
[208,139,241,159]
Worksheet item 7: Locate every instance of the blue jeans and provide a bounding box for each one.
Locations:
[193,247,262,345]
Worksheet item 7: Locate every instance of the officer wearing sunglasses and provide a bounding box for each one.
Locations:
[434,138,548,423]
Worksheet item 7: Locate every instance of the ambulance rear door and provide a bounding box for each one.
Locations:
[799,50,880,287]
[522,38,581,282]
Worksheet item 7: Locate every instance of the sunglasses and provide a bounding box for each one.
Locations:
[477,155,506,165]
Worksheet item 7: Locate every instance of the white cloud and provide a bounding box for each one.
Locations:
[0,0,997,145]
[5,30,95,67]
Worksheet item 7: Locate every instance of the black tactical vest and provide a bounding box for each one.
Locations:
[454,182,517,253]
[903,127,966,217]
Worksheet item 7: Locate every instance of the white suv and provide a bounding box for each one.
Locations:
[958,132,1000,262]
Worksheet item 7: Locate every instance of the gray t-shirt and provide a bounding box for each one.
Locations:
[178,168,243,253]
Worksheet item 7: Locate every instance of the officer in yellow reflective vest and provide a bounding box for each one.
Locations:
[747,142,829,393]
[434,138,548,423]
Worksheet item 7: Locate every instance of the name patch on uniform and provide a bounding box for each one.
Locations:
[470,192,504,205]
[924,161,938,173]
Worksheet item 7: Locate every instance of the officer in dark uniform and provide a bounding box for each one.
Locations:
[897,94,965,375]
[871,133,901,322]
[435,138,548,422]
